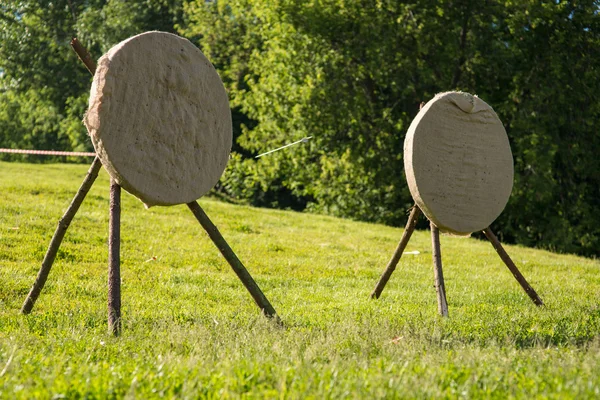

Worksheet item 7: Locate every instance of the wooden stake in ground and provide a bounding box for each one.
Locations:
[431,222,449,317]
[108,180,122,335]
[483,228,544,307]
[187,201,280,322]
[21,157,102,313]
[371,205,421,299]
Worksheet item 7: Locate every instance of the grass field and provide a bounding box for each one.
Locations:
[0,161,599,398]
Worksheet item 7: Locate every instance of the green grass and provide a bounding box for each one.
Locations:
[0,161,599,399]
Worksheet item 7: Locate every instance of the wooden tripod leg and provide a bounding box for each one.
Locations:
[431,222,449,317]
[21,157,102,314]
[70,38,96,74]
[187,201,280,322]
[371,205,421,299]
[482,227,544,306]
[108,180,121,335]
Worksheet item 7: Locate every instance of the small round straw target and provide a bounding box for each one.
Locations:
[370,92,543,315]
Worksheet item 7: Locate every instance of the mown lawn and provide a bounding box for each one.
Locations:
[0,161,599,398]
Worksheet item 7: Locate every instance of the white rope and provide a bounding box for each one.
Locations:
[0,148,96,157]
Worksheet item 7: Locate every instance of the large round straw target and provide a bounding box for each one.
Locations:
[84,31,232,207]
[21,33,279,334]
[371,92,544,316]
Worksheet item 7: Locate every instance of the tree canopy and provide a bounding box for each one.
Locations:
[1,0,599,256]
[0,0,183,157]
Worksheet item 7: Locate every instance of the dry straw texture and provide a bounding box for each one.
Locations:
[85,31,232,207]
[404,92,513,235]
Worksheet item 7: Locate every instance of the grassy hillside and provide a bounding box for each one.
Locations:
[0,161,599,398]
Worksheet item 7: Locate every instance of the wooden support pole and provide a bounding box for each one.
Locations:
[187,201,280,322]
[21,38,99,314]
[371,205,421,299]
[107,180,122,335]
[482,227,544,306]
[431,222,449,317]
[21,157,102,314]
[70,38,96,74]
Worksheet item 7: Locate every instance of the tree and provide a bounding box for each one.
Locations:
[0,0,184,159]
[183,0,600,256]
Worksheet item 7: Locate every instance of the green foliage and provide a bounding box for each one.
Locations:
[0,0,184,156]
[1,0,598,256]
[1,162,600,398]
[494,1,600,256]
[183,0,600,256]
[0,89,68,162]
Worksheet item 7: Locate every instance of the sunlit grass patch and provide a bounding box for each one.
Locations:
[0,161,599,398]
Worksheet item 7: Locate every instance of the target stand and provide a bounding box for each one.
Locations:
[21,35,279,335]
[370,93,543,317]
